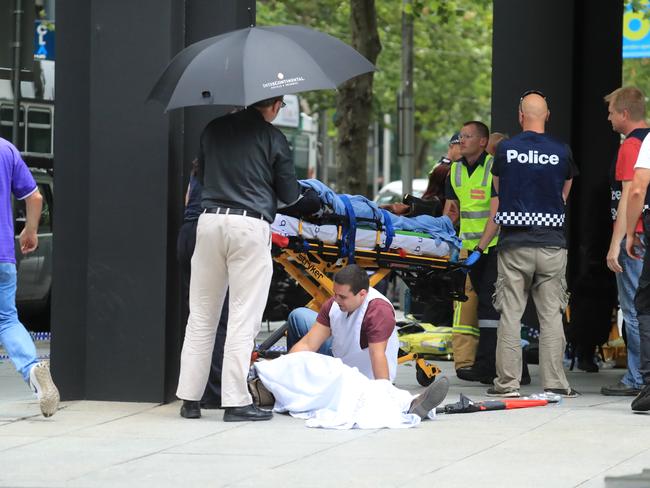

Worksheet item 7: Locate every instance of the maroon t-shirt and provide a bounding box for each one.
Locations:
[316,297,396,349]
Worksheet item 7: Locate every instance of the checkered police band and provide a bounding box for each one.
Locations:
[495,212,565,227]
[644,204,650,214]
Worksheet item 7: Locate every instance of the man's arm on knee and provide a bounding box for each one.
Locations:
[289,322,331,353]
[368,340,390,380]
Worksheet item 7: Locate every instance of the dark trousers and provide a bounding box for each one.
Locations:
[468,248,500,325]
[634,216,650,385]
[177,219,228,404]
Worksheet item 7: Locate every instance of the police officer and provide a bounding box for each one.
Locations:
[439,132,462,166]
[479,90,579,398]
[443,121,501,381]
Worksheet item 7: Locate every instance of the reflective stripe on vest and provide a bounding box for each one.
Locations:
[450,155,498,250]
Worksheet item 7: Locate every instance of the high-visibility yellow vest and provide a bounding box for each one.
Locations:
[450,155,498,250]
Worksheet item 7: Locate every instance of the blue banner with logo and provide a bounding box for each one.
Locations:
[34,20,55,61]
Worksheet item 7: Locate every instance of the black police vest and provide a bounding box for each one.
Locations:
[494,132,569,228]
[610,128,650,219]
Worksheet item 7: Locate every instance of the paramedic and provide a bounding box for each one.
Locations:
[443,121,501,382]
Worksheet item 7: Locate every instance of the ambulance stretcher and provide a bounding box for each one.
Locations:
[256,214,468,386]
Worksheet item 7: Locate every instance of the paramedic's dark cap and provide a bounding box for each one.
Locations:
[449,133,461,145]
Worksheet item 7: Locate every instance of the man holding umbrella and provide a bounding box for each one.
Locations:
[148,24,376,421]
[176,96,301,421]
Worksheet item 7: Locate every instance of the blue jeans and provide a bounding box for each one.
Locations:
[286,307,333,356]
[617,237,644,388]
[0,263,38,381]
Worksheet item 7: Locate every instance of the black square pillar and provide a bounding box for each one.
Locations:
[53,0,254,402]
[491,0,622,293]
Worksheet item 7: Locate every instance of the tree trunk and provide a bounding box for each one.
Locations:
[334,0,381,196]
[414,134,430,178]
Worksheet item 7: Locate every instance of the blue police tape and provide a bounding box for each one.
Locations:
[29,332,52,342]
[0,354,49,360]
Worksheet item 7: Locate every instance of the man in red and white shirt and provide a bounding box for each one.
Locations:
[287,265,399,381]
[602,87,649,397]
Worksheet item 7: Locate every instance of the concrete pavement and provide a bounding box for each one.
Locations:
[1,340,650,487]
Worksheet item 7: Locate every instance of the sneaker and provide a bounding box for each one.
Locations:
[631,384,650,412]
[486,387,520,398]
[601,382,641,397]
[408,376,450,419]
[544,387,580,398]
[29,361,60,417]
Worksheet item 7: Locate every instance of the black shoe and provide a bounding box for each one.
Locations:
[577,358,599,373]
[408,376,450,419]
[223,403,273,422]
[180,400,201,419]
[632,385,650,412]
[485,387,520,398]
[601,382,641,397]
[457,366,494,383]
[544,388,580,398]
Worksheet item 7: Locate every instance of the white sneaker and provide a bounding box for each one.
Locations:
[29,361,60,417]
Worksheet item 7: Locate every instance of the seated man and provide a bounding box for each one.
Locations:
[281,264,449,423]
[286,264,399,381]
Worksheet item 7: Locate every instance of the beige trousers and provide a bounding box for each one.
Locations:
[452,273,479,369]
[493,247,570,392]
[176,213,273,407]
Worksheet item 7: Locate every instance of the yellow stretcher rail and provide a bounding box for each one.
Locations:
[268,232,467,386]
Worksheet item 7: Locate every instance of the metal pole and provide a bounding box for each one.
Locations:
[319,109,329,185]
[11,0,23,146]
[383,113,391,187]
[399,0,414,196]
[372,121,379,197]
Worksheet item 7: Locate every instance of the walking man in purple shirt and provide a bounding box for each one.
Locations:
[0,137,59,417]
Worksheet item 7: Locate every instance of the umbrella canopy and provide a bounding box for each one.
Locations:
[148,25,376,111]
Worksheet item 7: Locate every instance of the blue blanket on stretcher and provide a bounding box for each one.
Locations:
[298,179,462,250]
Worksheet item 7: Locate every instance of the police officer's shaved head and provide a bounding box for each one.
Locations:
[520,94,548,120]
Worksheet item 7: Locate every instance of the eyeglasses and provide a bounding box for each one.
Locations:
[519,90,546,102]
[280,100,287,108]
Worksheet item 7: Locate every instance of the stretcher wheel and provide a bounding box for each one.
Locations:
[416,363,436,386]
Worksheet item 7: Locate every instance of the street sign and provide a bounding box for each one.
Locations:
[34,20,55,61]
[623,3,650,58]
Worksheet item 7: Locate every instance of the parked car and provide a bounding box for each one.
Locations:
[14,168,53,326]
[374,178,429,206]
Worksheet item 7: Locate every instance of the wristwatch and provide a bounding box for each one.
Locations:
[473,245,484,254]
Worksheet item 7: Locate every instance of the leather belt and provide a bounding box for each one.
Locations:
[204,207,268,223]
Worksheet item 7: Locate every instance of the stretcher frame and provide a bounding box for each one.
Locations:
[260,231,468,386]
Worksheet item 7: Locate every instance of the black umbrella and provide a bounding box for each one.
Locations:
[148,25,375,111]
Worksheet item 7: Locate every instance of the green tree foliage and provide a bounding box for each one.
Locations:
[257,0,493,184]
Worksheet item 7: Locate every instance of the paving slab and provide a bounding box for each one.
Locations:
[1,341,650,488]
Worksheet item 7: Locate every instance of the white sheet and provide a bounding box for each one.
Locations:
[254,352,431,429]
[272,214,450,258]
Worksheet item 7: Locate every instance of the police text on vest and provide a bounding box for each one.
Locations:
[506,150,559,165]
